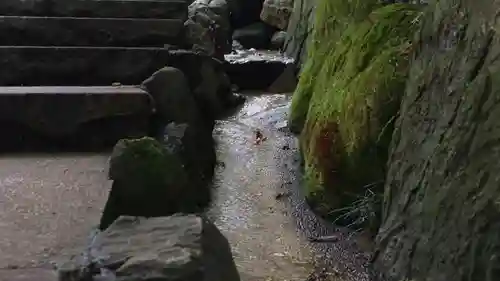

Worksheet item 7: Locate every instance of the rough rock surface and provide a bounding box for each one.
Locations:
[284,0,315,66]
[260,0,294,30]
[184,0,231,58]
[160,50,237,119]
[58,215,240,281]
[141,67,202,124]
[372,0,500,281]
[141,66,219,184]
[101,137,191,230]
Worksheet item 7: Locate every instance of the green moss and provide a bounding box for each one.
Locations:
[294,2,422,226]
[109,137,189,194]
[289,0,380,133]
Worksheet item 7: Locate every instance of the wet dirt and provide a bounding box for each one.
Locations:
[210,94,315,281]
[0,154,111,272]
[210,93,370,281]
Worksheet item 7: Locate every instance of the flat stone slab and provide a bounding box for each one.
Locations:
[57,215,240,281]
[0,0,188,20]
[0,86,154,137]
[0,46,177,86]
[0,16,185,47]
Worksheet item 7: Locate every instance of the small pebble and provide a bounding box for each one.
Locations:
[275,192,291,200]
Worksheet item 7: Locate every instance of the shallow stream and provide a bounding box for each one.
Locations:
[0,93,369,281]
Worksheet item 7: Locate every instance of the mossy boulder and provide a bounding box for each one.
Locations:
[108,137,188,188]
[291,1,422,227]
[100,136,205,230]
[289,0,380,133]
[139,63,220,216]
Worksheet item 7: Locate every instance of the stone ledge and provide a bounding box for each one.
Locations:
[0,16,185,47]
[0,86,153,126]
[0,0,189,20]
[0,46,177,86]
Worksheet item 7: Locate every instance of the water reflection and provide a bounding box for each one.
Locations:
[210,93,370,281]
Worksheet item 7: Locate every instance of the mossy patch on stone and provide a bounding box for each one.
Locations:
[101,136,195,230]
[109,136,189,197]
[292,2,422,227]
[289,0,380,133]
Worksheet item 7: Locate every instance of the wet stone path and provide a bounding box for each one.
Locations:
[210,93,370,281]
[210,93,316,281]
[0,93,369,281]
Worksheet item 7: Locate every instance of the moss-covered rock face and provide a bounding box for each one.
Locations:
[108,137,188,193]
[100,136,194,230]
[374,0,500,279]
[291,1,422,227]
[289,0,381,133]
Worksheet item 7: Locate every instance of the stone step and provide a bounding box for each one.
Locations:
[0,86,154,129]
[0,0,188,20]
[0,46,178,86]
[0,16,186,47]
[0,86,153,148]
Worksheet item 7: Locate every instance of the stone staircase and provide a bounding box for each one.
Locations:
[0,0,190,150]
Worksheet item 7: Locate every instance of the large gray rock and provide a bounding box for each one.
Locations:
[141,67,201,124]
[58,215,241,281]
[260,0,294,30]
[184,0,231,58]
[159,50,240,119]
[101,113,217,230]
[101,137,192,230]
[141,66,219,188]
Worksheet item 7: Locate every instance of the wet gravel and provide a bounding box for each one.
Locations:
[210,93,370,281]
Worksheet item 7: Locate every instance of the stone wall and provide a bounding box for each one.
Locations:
[284,0,315,66]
